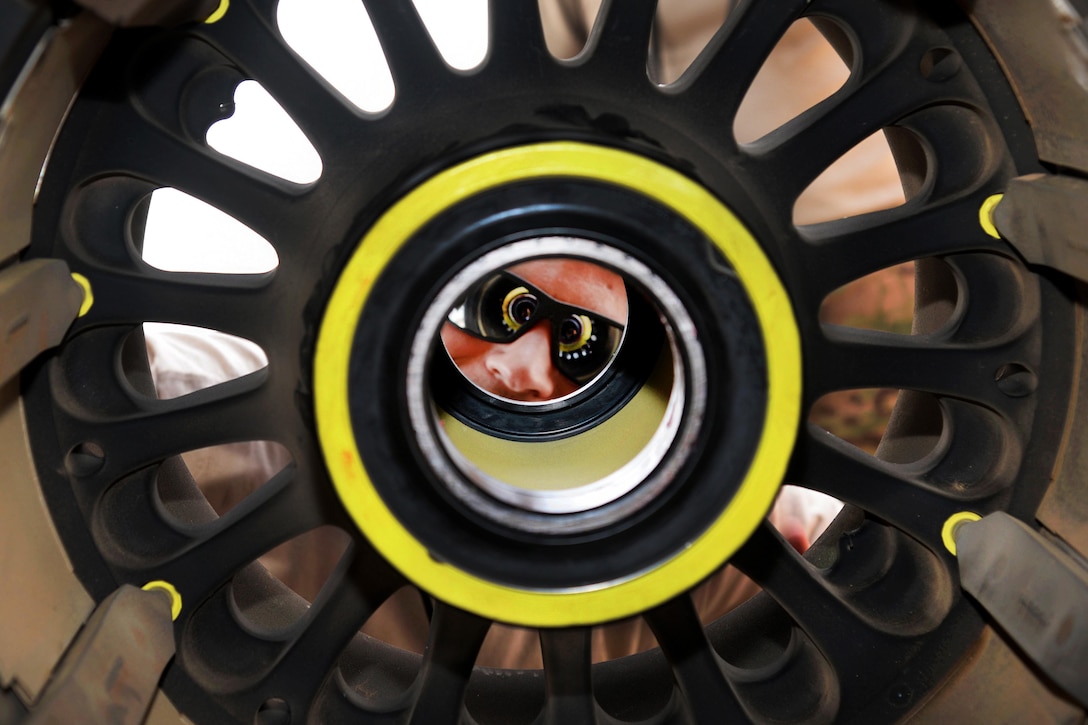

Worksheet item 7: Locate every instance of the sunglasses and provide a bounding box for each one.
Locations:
[446,270,626,384]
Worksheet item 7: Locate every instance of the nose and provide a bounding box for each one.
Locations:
[484,324,556,400]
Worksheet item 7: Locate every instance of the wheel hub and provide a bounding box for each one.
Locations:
[314,141,803,626]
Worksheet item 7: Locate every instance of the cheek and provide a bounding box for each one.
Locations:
[551,374,580,399]
[440,323,492,362]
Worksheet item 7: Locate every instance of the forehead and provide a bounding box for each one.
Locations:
[508,258,628,324]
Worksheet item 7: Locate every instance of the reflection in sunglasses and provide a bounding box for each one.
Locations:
[445,265,627,392]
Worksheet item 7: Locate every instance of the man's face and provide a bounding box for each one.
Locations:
[441,258,628,402]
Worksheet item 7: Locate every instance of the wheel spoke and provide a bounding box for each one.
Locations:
[644,595,747,723]
[408,603,490,725]
[486,0,549,73]
[747,64,934,199]
[65,374,277,479]
[66,267,277,345]
[80,113,309,250]
[199,0,364,156]
[809,326,1017,411]
[174,573,303,703]
[583,0,658,80]
[795,196,1005,304]
[264,549,406,715]
[154,466,327,601]
[731,523,891,675]
[539,628,596,725]
[675,0,806,122]
[359,0,451,100]
[789,426,979,546]
[177,549,405,720]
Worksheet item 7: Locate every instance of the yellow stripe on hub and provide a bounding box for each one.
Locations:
[315,142,802,627]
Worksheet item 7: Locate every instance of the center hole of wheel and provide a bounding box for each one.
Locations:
[408,237,704,533]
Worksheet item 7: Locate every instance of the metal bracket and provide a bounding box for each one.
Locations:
[0,259,83,387]
[994,173,1088,284]
[956,511,1088,709]
[0,11,111,263]
[23,585,176,725]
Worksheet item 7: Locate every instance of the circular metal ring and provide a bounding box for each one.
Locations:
[409,236,700,524]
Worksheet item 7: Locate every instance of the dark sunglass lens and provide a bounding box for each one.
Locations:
[558,316,583,345]
[509,294,537,324]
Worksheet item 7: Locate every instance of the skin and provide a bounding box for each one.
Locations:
[441,258,628,402]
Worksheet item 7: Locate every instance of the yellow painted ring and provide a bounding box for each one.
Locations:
[979,193,1003,239]
[314,142,802,626]
[71,273,94,317]
[942,511,982,556]
[142,580,183,621]
[204,0,229,24]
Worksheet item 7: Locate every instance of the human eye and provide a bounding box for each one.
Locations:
[501,286,538,332]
